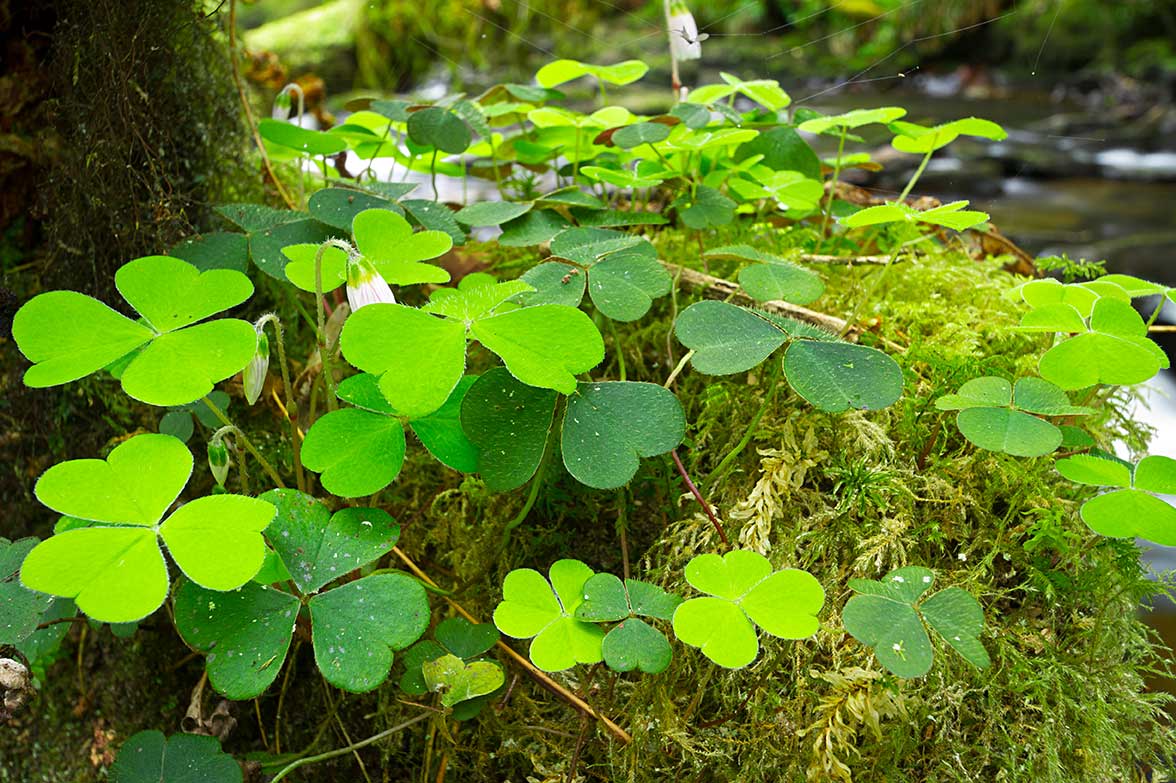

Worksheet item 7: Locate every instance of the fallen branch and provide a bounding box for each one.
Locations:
[392,548,632,745]
[665,262,850,335]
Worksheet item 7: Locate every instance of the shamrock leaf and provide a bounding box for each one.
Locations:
[1055,453,1176,545]
[400,618,501,717]
[454,201,533,227]
[561,381,685,489]
[493,559,604,672]
[406,106,472,154]
[672,550,824,669]
[260,489,400,593]
[173,580,300,700]
[461,368,558,491]
[422,654,506,708]
[499,210,573,248]
[936,376,1094,457]
[675,301,788,374]
[548,228,670,321]
[575,573,681,674]
[518,262,586,308]
[673,186,736,230]
[889,116,1007,154]
[20,434,275,623]
[309,573,430,692]
[705,245,824,305]
[689,72,791,111]
[299,408,407,498]
[0,537,53,646]
[535,59,648,88]
[797,107,907,135]
[783,340,904,412]
[843,200,988,232]
[318,371,478,488]
[307,186,404,231]
[435,616,500,659]
[841,566,989,678]
[13,256,256,406]
[342,286,601,419]
[335,373,479,473]
[282,210,452,293]
[109,730,241,783]
[1037,299,1169,390]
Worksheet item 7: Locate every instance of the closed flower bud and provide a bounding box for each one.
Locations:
[346,256,396,312]
[207,437,231,488]
[669,2,703,61]
[272,89,292,120]
[243,326,270,406]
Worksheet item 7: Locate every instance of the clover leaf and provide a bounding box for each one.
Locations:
[689,72,791,111]
[260,489,400,593]
[547,228,670,321]
[307,186,404,231]
[422,654,506,708]
[673,186,736,230]
[889,117,1007,154]
[407,106,472,154]
[841,566,989,678]
[342,276,603,418]
[518,262,587,308]
[13,256,256,406]
[672,550,824,669]
[500,210,574,248]
[843,200,988,232]
[936,376,1094,457]
[575,574,681,674]
[562,381,685,489]
[173,580,300,700]
[178,571,429,697]
[0,537,52,646]
[109,730,241,783]
[1036,298,1169,390]
[782,340,904,412]
[675,300,789,374]
[1055,453,1176,545]
[493,559,604,672]
[535,59,648,88]
[460,367,558,491]
[400,617,502,718]
[259,118,348,156]
[19,434,275,623]
[797,107,907,135]
[454,201,533,227]
[705,245,825,305]
[283,209,452,292]
[300,408,407,498]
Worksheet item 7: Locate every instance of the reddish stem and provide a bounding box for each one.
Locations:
[671,449,729,547]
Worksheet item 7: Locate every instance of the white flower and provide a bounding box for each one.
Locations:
[346,256,396,312]
[242,325,269,406]
[669,2,703,61]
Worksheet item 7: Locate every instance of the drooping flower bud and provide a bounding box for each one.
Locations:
[243,325,270,406]
[668,2,703,61]
[271,88,292,120]
[346,256,396,312]
[207,436,231,488]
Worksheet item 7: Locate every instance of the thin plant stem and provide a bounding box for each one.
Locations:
[430,149,439,200]
[256,314,305,492]
[227,0,297,209]
[898,146,935,202]
[664,0,681,97]
[670,449,729,547]
[315,239,353,413]
[201,396,284,488]
[502,399,562,545]
[663,349,695,388]
[609,319,627,381]
[702,359,782,494]
[820,128,847,243]
[269,713,432,782]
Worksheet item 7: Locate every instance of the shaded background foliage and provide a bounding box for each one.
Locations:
[0,0,250,534]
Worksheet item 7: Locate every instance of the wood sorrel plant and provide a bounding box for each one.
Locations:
[5,50,1174,779]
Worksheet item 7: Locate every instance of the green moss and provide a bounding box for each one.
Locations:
[3,225,1172,782]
